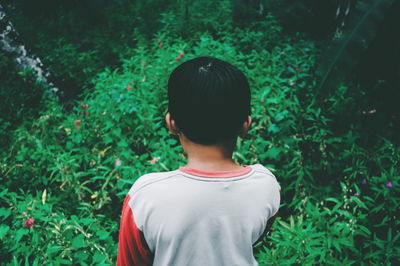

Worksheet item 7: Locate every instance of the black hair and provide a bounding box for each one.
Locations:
[167,56,251,145]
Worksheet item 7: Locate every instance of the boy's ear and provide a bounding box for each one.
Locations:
[165,112,180,135]
[241,115,252,136]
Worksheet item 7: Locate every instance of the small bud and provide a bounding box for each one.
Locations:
[149,157,160,164]
[24,218,34,228]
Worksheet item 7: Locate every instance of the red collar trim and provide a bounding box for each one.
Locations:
[179,165,251,178]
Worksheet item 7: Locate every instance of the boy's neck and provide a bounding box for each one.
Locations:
[179,134,242,171]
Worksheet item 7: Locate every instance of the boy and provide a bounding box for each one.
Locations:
[117,56,280,266]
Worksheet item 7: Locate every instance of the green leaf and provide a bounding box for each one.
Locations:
[71,234,86,249]
[274,111,288,122]
[267,124,280,133]
[0,225,10,238]
[15,228,28,242]
[92,251,106,264]
[74,250,89,262]
[79,218,95,225]
[54,259,73,265]
[265,147,281,159]
[0,208,11,219]
[96,230,110,240]
[47,245,62,255]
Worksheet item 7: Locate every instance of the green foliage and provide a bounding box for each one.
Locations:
[1,2,399,265]
[0,189,116,265]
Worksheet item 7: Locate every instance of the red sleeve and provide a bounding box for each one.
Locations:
[117,194,153,266]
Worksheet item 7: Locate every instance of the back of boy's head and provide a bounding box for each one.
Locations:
[168,56,251,145]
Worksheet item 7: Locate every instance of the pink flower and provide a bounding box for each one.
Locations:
[24,218,34,228]
[353,192,360,196]
[115,158,122,167]
[127,86,133,90]
[294,67,300,71]
[180,53,185,58]
[361,179,367,185]
[149,157,160,164]
[175,57,181,62]
[289,81,295,87]
[73,120,81,125]
[75,125,81,130]
[386,182,393,188]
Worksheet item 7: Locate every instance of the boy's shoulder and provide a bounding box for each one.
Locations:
[128,169,181,195]
[249,163,275,176]
[249,164,281,190]
[128,164,279,195]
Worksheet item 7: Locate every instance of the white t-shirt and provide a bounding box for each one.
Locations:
[117,164,281,266]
